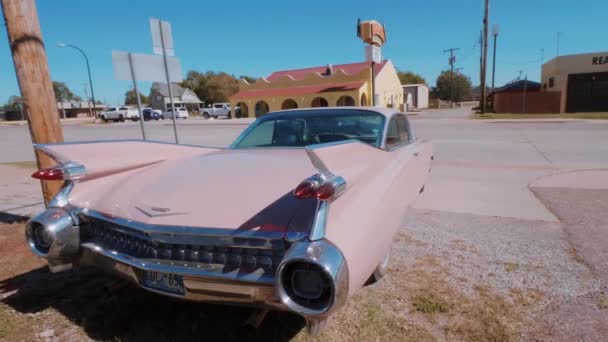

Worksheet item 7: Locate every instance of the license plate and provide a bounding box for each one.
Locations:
[144,271,184,295]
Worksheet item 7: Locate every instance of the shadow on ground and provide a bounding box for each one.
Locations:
[0,211,30,224]
[0,266,305,341]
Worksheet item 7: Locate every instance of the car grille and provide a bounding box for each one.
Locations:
[80,217,287,275]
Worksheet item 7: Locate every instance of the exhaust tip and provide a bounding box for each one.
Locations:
[25,207,78,260]
[26,220,53,256]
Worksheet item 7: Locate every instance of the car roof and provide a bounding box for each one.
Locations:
[258,106,398,120]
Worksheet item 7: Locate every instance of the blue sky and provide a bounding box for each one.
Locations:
[2,0,607,105]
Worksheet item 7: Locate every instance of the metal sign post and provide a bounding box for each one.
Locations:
[157,19,179,144]
[128,53,146,140]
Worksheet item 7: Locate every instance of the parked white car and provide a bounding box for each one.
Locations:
[162,107,189,119]
[100,107,140,122]
[201,103,231,119]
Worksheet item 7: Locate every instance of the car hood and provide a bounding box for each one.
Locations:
[69,148,318,234]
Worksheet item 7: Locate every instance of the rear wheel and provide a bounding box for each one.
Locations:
[203,112,210,119]
[119,114,125,122]
[365,247,391,286]
[101,115,108,123]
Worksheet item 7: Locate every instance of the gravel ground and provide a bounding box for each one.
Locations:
[401,209,598,299]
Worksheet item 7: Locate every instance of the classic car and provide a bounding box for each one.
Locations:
[25,107,432,333]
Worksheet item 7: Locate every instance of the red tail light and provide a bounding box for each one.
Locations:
[31,162,86,181]
[294,176,346,201]
[31,167,65,181]
[294,180,316,199]
[315,183,335,200]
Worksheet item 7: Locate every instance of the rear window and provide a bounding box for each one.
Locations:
[234,110,385,148]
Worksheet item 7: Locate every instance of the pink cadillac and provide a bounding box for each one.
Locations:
[25,107,432,333]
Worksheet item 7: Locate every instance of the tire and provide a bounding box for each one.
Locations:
[101,115,108,123]
[213,116,218,119]
[119,115,125,122]
[203,112,210,119]
[365,247,391,286]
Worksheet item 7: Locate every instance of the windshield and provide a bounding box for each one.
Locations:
[233,110,385,149]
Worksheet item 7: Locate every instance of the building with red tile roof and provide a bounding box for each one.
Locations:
[230,60,403,117]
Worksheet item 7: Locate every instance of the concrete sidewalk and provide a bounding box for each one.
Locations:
[0,164,44,219]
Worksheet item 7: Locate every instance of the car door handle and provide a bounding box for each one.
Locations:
[413,152,420,157]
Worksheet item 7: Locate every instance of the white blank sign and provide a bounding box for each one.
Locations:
[150,18,175,56]
[112,51,182,82]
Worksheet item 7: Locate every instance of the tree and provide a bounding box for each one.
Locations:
[124,89,149,105]
[52,81,81,102]
[435,70,472,102]
[397,70,426,85]
[3,95,22,111]
[180,71,240,104]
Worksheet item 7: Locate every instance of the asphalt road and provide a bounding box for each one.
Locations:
[2,107,608,340]
[2,108,608,221]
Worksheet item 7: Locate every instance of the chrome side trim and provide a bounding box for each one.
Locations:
[309,201,328,242]
[35,139,223,150]
[61,161,87,180]
[47,181,74,209]
[276,239,349,318]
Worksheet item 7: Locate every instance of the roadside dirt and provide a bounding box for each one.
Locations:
[2,205,607,341]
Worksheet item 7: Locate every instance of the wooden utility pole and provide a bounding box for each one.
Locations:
[443,48,459,108]
[480,0,490,113]
[3,0,64,203]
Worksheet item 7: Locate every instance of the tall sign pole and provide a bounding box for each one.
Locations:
[2,0,64,203]
[480,0,490,113]
[128,53,146,140]
[358,19,386,107]
[158,20,179,144]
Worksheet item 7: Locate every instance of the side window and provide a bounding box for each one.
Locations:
[385,117,400,149]
[397,115,411,143]
[236,120,275,147]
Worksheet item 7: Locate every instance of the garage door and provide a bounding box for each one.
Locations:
[566,72,608,112]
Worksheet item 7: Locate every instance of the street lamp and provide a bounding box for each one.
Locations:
[491,24,499,94]
[57,43,98,119]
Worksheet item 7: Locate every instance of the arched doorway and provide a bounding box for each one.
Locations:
[360,93,368,106]
[281,99,298,110]
[236,102,249,118]
[336,95,355,106]
[311,97,328,107]
[254,101,269,117]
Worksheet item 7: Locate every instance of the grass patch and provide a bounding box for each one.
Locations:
[412,293,450,313]
[447,288,517,342]
[504,262,519,272]
[598,293,608,309]
[474,112,608,120]
[0,303,34,340]
[1,160,37,169]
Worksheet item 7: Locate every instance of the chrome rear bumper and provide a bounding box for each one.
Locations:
[26,205,349,320]
[78,242,284,308]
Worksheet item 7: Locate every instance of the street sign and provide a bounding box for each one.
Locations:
[112,51,182,82]
[150,18,174,56]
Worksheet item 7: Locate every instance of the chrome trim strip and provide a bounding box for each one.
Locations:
[276,239,349,318]
[34,139,223,150]
[80,243,276,284]
[61,161,87,180]
[47,181,74,208]
[309,201,328,242]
